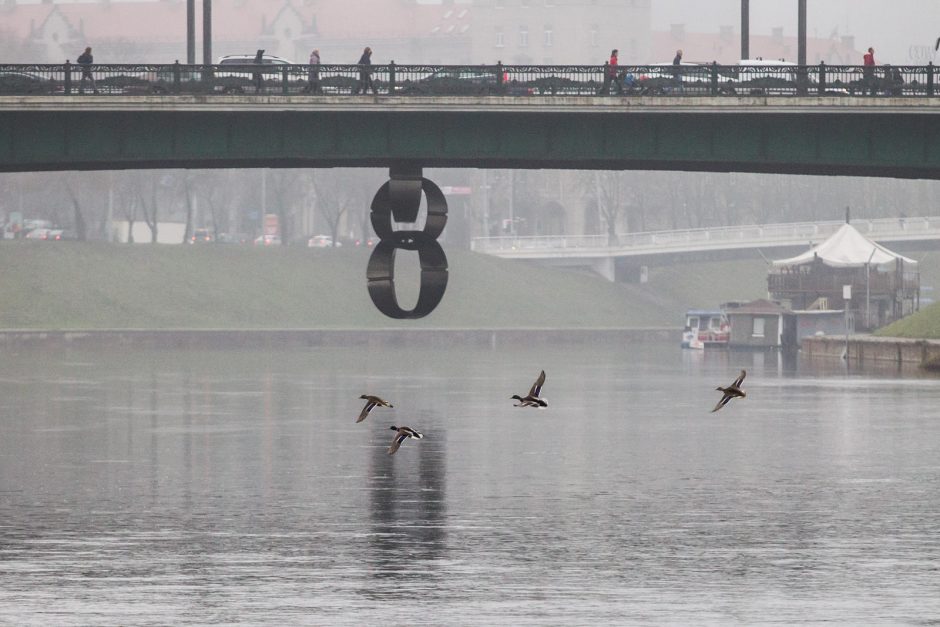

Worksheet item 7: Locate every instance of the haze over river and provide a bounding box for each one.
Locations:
[1,342,939,625]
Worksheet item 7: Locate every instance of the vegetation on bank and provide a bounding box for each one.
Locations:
[875,302,940,339]
[3,242,937,333]
[0,242,774,330]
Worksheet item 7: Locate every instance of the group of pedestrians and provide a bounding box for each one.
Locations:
[302,46,375,95]
[69,44,377,96]
[597,48,684,95]
[69,42,898,98]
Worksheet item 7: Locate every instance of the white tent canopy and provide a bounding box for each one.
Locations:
[772,223,917,269]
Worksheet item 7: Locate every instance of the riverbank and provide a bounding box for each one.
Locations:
[0,241,772,330]
[0,327,677,349]
[4,242,940,341]
[801,334,940,368]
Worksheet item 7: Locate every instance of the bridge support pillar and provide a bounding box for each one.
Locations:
[591,257,617,282]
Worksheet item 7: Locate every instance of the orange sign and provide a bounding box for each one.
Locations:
[264,213,279,236]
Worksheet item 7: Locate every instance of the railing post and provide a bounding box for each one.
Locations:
[64,60,71,95]
[282,66,289,95]
[928,62,934,97]
[389,60,396,94]
[496,61,504,87]
[710,61,718,95]
[817,60,826,96]
[173,60,181,93]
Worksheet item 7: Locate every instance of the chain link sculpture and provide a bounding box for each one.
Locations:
[367,168,448,319]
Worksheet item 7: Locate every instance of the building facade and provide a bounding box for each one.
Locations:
[470,0,652,66]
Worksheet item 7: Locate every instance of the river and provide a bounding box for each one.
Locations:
[1,342,939,624]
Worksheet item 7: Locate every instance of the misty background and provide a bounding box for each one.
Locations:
[1,0,938,244]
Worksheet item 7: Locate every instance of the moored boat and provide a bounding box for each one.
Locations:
[681,309,730,349]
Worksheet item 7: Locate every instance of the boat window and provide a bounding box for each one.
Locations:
[688,316,699,330]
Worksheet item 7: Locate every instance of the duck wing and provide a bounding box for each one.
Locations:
[528,370,546,398]
[387,432,408,455]
[357,401,376,423]
[731,369,746,388]
[711,392,733,413]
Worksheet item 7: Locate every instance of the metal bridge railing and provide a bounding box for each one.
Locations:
[470,217,940,257]
[0,62,936,98]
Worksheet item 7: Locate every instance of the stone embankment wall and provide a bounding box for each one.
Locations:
[0,328,677,349]
[801,335,940,368]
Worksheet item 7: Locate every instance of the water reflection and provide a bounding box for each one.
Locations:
[367,421,447,586]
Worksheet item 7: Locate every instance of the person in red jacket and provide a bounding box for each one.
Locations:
[863,47,876,95]
[597,49,620,95]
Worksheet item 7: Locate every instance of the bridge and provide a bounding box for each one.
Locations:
[470,216,940,281]
[1,62,939,179]
[3,61,939,317]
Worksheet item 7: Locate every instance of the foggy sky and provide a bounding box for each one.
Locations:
[652,0,940,64]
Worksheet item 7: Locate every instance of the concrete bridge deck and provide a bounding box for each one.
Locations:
[2,95,940,177]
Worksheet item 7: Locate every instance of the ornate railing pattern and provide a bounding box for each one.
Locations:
[0,62,936,97]
[471,217,940,257]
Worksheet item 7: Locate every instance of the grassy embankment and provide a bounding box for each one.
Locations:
[875,302,940,339]
[3,242,938,332]
[0,242,774,330]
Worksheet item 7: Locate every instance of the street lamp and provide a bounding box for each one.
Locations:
[866,246,876,331]
[843,284,852,361]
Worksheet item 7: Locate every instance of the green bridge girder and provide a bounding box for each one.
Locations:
[2,96,940,178]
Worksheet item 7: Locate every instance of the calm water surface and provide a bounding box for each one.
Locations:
[1,342,940,625]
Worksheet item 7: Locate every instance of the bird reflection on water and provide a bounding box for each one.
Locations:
[366,422,447,591]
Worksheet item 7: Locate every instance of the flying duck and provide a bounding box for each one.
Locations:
[357,394,393,423]
[712,369,746,412]
[511,370,548,407]
[387,426,423,455]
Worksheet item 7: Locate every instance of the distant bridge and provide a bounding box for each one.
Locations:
[470,216,940,281]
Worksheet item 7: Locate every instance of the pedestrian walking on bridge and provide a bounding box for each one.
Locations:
[863,47,876,95]
[354,46,376,95]
[77,46,98,94]
[304,48,321,94]
[597,49,620,95]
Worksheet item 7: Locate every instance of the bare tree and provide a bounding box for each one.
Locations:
[63,177,88,241]
[309,169,383,246]
[134,173,160,243]
[581,171,631,244]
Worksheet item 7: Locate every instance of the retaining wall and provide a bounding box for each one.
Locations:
[0,327,677,349]
[801,335,940,367]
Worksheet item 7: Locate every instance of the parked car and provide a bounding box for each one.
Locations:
[24,227,64,240]
[307,234,341,248]
[399,67,533,96]
[0,71,59,95]
[254,234,282,246]
[633,62,736,95]
[189,228,213,244]
[214,54,302,94]
[148,67,207,95]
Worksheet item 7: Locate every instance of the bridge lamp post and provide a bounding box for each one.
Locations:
[866,246,876,330]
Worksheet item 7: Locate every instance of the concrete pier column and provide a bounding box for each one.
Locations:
[591,257,616,282]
